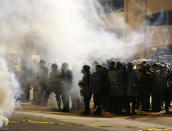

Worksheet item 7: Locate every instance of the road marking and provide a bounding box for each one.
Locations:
[8,120,172,130]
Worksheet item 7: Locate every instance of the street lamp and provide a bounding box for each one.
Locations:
[144,0,148,57]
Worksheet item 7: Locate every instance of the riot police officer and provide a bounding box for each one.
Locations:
[152,63,167,112]
[126,62,139,114]
[138,61,152,112]
[108,62,125,114]
[162,63,171,113]
[61,63,73,112]
[101,63,110,111]
[38,60,49,105]
[48,63,62,111]
[78,65,92,115]
[91,64,104,115]
[107,61,115,112]
[92,61,100,109]
[20,64,32,102]
[163,66,172,113]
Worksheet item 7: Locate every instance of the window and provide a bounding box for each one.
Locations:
[97,0,124,14]
[168,11,172,25]
[150,48,167,56]
[146,11,167,26]
[112,0,124,12]
[104,1,112,13]
[98,0,111,13]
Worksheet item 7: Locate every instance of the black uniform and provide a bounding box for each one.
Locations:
[121,63,128,112]
[79,65,92,114]
[20,65,32,102]
[152,63,167,112]
[126,63,139,114]
[107,61,115,112]
[101,65,110,111]
[160,63,171,113]
[37,60,49,105]
[61,63,73,112]
[91,65,104,115]
[108,62,125,114]
[49,64,62,111]
[162,68,171,113]
[138,62,152,112]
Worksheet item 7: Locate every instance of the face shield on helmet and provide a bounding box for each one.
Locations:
[96,64,102,73]
[62,62,69,72]
[82,65,90,73]
[51,63,58,71]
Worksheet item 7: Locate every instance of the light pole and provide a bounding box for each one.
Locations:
[144,0,148,57]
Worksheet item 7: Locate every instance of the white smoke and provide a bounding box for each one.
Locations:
[0,0,144,121]
[0,47,21,127]
[0,0,143,64]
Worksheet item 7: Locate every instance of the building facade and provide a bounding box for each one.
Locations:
[98,0,172,58]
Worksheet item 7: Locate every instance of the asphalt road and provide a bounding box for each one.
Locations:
[1,103,171,131]
[1,113,106,131]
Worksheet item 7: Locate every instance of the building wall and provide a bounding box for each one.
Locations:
[146,0,172,56]
[99,0,172,57]
[123,0,172,57]
[146,26,172,47]
[147,0,172,14]
[124,0,146,57]
[99,12,125,29]
[126,0,146,31]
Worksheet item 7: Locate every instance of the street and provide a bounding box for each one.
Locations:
[1,104,172,131]
[4,113,105,131]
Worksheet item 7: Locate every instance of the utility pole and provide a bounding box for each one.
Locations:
[144,0,148,57]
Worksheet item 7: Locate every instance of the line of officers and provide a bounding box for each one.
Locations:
[79,61,172,115]
[20,60,172,115]
[20,60,75,112]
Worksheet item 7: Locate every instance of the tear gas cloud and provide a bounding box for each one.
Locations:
[0,0,144,126]
[0,47,21,127]
[0,0,143,65]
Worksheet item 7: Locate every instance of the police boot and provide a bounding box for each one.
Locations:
[165,106,169,114]
[126,109,130,114]
[94,107,102,116]
[57,107,62,112]
[61,108,70,112]
[82,105,91,115]
[125,104,130,114]
[116,109,122,115]
[81,110,90,115]
[132,109,136,114]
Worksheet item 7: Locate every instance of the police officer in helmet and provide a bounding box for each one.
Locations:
[79,65,92,115]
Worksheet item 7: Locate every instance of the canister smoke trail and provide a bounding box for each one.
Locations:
[0,47,21,127]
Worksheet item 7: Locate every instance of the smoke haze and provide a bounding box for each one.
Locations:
[0,0,145,126]
[0,47,21,127]
[0,0,143,64]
